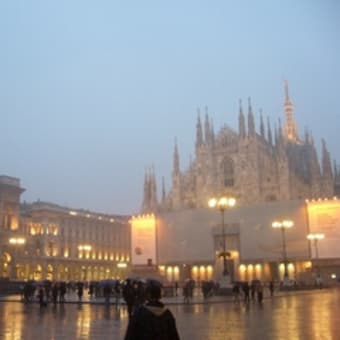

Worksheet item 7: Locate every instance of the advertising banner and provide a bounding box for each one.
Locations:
[130,214,156,265]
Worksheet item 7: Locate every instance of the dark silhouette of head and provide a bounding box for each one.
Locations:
[146,282,161,301]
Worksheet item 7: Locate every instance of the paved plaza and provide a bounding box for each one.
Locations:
[0,288,339,339]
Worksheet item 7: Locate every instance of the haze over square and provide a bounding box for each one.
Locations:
[1,1,339,214]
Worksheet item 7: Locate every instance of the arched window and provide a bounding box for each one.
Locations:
[221,158,234,187]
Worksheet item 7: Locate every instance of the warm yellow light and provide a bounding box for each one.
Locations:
[307,233,325,240]
[9,237,26,245]
[78,244,92,251]
[130,214,156,229]
[272,221,282,228]
[117,262,127,268]
[208,198,217,208]
[272,220,294,229]
[239,264,246,272]
[209,197,236,209]
[282,220,294,228]
[228,197,236,207]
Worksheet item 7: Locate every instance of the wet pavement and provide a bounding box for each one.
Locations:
[0,288,339,339]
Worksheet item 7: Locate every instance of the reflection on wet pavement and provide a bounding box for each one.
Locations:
[0,289,339,339]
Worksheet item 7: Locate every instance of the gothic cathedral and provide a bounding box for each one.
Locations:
[141,82,338,213]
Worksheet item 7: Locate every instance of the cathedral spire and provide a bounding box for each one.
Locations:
[172,138,182,209]
[304,127,310,144]
[238,99,246,138]
[141,168,149,212]
[161,176,166,205]
[173,138,180,175]
[259,109,265,138]
[210,118,215,148]
[267,116,273,145]
[247,97,255,137]
[284,80,298,141]
[147,165,157,211]
[204,106,211,144]
[321,138,333,178]
[195,108,203,150]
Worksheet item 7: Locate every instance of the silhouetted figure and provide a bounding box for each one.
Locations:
[250,281,256,302]
[232,282,240,303]
[103,283,112,305]
[269,281,274,297]
[38,286,46,307]
[52,282,59,305]
[88,282,95,298]
[242,282,250,303]
[183,282,191,303]
[124,282,180,340]
[123,280,136,318]
[114,281,121,309]
[59,282,66,303]
[257,282,263,304]
[174,281,178,297]
[77,281,84,302]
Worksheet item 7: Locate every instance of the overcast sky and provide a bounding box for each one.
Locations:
[1,1,339,215]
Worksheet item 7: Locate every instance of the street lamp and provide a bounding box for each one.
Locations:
[208,197,236,278]
[307,233,324,259]
[272,220,294,278]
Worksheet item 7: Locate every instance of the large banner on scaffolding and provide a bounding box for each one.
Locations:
[306,199,340,258]
[130,214,156,266]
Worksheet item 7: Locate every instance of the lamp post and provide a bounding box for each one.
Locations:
[307,233,324,259]
[272,220,294,278]
[208,197,236,278]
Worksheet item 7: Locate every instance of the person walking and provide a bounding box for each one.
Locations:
[123,279,136,318]
[269,280,274,297]
[77,281,84,302]
[124,281,180,340]
[232,282,240,304]
[257,282,264,304]
[242,282,250,304]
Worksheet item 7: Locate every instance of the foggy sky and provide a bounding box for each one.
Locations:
[1,1,339,215]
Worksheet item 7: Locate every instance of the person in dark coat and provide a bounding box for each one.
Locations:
[124,282,180,340]
[123,279,136,318]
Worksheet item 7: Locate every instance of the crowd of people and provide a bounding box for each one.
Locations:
[232,280,274,304]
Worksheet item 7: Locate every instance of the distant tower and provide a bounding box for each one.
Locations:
[259,109,265,138]
[247,97,255,137]
[238,99,246,138]
[171,138,182,209]
[321,139,334,196]
[284,80,298,141]
[195,109,203,154]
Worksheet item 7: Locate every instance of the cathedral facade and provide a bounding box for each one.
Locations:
[142,83,337,213]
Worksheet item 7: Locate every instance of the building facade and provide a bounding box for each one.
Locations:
[0,176,131,281]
